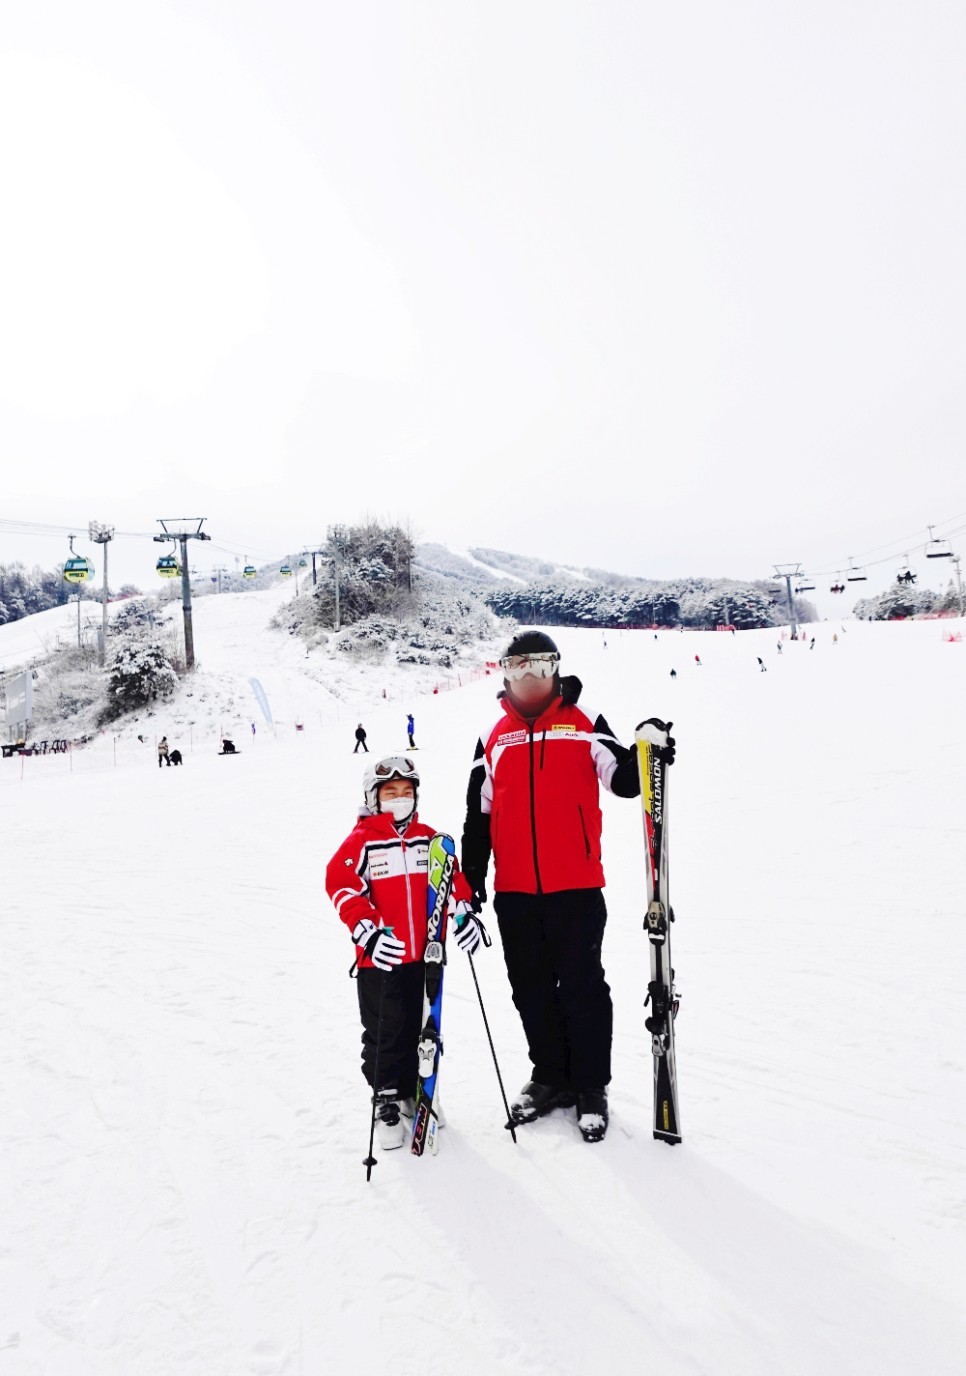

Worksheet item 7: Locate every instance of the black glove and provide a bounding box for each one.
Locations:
[636,718,676,765]
[466,876,488,913]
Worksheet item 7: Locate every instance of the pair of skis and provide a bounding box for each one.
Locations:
[635,719,682,1145]
[410,833,457,1157]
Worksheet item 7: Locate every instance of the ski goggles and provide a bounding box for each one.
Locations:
[499,652,561,681]
[374,756,419,780]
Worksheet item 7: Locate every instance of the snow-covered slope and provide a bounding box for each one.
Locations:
[2,615,964,1375]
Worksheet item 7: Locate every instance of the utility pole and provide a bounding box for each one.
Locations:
[68,594,81,648]
[953,553,964,617]
[155,519,211,669]
[334,540,341,630]
[772,563,803,639]
[89,521,115,664]
[302,547,325,587]
[212,565,229,594]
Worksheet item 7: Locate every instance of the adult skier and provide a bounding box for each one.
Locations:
[354,723,369,754]
[407,714,416,749]
[326,757,482,1149]
[461,631,642,1143]
[157,736,170,768]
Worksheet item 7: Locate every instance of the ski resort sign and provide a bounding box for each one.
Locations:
[3,670,33,739]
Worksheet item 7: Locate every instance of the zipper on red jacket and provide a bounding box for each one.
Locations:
[401,839,416,954]
[528,725,543,893]
[578,804,591,859]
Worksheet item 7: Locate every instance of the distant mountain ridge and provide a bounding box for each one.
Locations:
[414,542,817,631]
[414,544,594,586]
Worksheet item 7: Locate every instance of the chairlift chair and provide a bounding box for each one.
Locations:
[896,554,917,585]
[925,525,953,559]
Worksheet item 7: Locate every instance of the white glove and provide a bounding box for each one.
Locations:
[351,918,406,972]
[452,903,487,956]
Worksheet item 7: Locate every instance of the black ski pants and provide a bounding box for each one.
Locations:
[356,962,424,1097]
[494,888,612,1091]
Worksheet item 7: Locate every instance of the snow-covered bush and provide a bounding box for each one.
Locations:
[29,645,106,734]
[98,641,179,723]
[851,584,956,620]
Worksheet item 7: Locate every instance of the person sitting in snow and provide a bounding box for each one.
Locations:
[325,756,485,1150]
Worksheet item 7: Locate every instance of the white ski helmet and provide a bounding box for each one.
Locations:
[364,755,420,814]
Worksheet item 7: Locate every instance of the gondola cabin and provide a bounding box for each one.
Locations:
[243,565,257,579]
[279,563,293,577]
[156,555,181,579]
[63,556,94,584]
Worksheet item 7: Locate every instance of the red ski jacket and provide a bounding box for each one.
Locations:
[326,811,473,969]
[461,676,640,896]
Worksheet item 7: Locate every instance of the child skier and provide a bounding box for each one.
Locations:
[326,756,484,1150]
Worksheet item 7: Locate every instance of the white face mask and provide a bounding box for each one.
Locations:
[382,795,415,823]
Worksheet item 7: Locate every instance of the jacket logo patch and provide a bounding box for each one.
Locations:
[369,855,391,879]
[496,730,527,747]
[551,724,577,732]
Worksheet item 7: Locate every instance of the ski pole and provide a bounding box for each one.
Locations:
[363,970,389,1182]
[468,954,517,1144]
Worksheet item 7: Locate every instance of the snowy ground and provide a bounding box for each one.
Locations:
[1,610,964,1375]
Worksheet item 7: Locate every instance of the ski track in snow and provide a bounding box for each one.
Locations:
[1,596,964,1375]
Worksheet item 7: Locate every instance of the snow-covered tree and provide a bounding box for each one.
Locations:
[99,642,179,723]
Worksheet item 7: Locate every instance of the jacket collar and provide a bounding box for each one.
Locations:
[357,808,419,838]
[498,675,583,727]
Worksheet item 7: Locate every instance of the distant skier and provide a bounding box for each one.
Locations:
[810,637,816,650]
[354,723,368,754]
[169,748,183,766]
[777,642,783,654]
[832,633,839,645]
[670,668,677,678]
[406,713,416,749]
[461,631,650,1144]
[694,654,702,666]
[757,657,767,672]
[325,757,482,1150]
[220,738,237,755]
[157,736,170,768]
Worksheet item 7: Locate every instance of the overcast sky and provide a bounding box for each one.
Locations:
[1,1,964,614]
